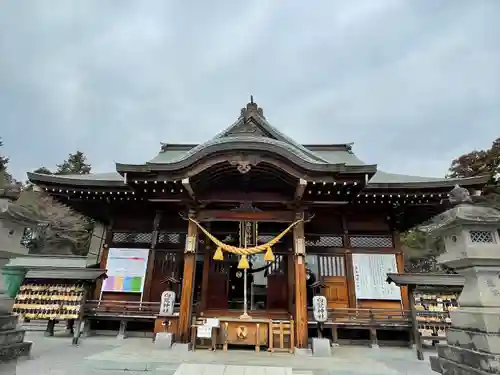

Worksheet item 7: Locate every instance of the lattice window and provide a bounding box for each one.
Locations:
[158,232,186,245]
[318,255,345,277]
[305,235,343,248]
[112,232,152,244]
[469,231,496,244]
[258,235,276,244]
[350,235,393,248]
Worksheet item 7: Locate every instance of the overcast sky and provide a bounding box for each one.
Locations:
[1,1,499,181]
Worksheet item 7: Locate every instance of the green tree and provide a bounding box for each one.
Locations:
[4,189,92,255]
[448,137,500,202]
[33,166,52,175]
[0,138,12,183]
[55,151,91,175]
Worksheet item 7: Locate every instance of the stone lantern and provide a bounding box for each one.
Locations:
[420,185,500,375]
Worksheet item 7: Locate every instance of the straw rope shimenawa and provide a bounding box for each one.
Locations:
[188,217,304,269]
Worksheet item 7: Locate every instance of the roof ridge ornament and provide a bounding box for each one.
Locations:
[449,184,472,205]
[240,95,265,121]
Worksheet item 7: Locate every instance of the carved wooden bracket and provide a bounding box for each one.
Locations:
[228,156,260,174]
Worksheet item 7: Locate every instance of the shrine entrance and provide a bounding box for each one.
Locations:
[203,220,292,315]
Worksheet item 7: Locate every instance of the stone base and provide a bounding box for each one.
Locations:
[0,315,16,332]
[434,343,500,374]
[447,327,500,355]
[154,332,173,349]
[430,355,492,375]
[312,338,331,357]
[0,296,14,316]
[172,343,191,352]
[0,360,17,375]
[294,347,312,356]
[0,341,32,362]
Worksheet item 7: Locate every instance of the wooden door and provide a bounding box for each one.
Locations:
[206,257,229,310]
[150,251,183,302]
[319,255,349,308]
[266,255,288,310]
[323,276,349,308]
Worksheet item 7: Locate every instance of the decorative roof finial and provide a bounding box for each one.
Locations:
[250,95,254,104]
[449,184,472,205]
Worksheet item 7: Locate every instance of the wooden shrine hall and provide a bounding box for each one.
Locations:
[27,99,488,349]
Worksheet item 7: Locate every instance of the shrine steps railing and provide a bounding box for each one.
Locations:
[308,308,411,328]
[84,300,167,320]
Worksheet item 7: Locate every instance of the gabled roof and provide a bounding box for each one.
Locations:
[26,100,490,191]
[147,100,333,166]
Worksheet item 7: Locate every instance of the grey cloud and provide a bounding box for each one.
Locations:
[0,0,499,181]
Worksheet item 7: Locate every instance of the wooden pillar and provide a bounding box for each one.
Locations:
[341,214,357,308]
[287,252,295,315]
[93,223,113,300]
[200,223,211,311]
[393,231,409,310]
[177,218,198,343]
[293,219,308,349]
[142,211,162,303]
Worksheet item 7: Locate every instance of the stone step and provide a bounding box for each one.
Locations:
[0,315,17,332]
[0,341,32,363]
[0,329,26,347]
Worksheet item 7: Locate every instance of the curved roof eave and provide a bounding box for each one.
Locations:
[27,172,127,188]
[366,172,490,190]
[116,140,378,175]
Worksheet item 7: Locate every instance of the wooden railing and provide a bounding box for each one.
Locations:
[84,300,163,318]
[308,308,411,326]
[308,308,411,347]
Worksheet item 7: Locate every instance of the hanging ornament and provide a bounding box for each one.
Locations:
[263,246,275,262]
[213,247,224,261]
[237,254,250,269]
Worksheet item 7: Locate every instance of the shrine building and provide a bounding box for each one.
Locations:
[27,99,488,349]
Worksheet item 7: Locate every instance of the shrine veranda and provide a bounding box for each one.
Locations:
[25,100,487,349]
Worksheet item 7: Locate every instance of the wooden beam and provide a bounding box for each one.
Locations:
[198,191,290,203]
[196,209,295,222]
[294,178,307,201]
[293,220,308,349]
[182,178,196,201]
[177,218,198,343]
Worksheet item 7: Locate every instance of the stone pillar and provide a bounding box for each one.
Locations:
[0,266,32,374]
[293,218,308,349]
[422,185,500,375]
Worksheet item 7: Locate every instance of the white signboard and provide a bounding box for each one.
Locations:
[352,253,401,300]
[312,295,328,322]
[197,325,212,338]
[160,291,176,316]
[102,248,150,293]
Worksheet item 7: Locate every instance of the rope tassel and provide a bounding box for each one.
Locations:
[213,247,224,261]
[238,254,250,269]
[264,246,275,262]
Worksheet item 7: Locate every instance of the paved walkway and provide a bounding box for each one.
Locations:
[15,332,436,375]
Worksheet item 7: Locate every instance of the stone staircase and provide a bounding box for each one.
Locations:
[0,314,32,363]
